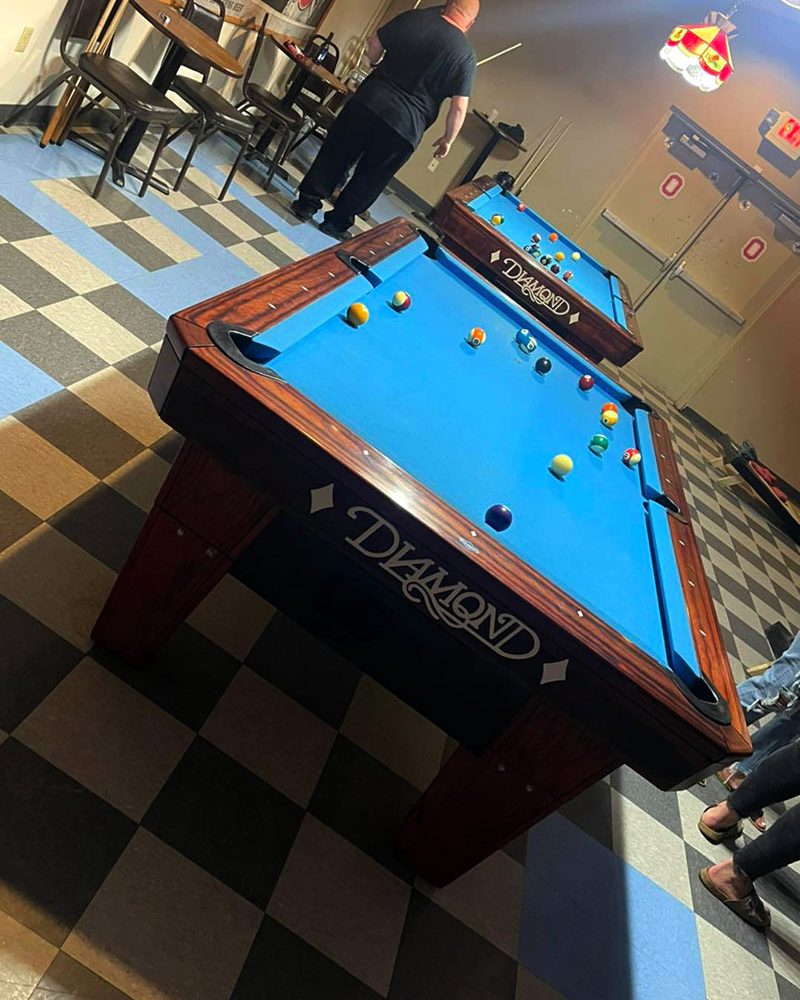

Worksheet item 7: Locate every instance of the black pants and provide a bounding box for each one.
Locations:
[730,740,800,880]
[296,101,414,231]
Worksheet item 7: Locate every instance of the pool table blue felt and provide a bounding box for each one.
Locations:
[469,184,625,329]
[246,236,700,685]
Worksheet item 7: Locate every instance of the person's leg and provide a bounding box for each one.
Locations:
[737,630,800,724]
[323,114,413,233]
[734,709,800,778]
[293,102,366,219]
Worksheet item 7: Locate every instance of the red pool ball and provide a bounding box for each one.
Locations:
[517,203,526,212]
[578,375,595,392]
[392,290,412,312]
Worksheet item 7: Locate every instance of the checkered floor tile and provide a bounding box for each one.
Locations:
[0,121,798,1000]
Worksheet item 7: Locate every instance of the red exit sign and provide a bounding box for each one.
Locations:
[765,110,800,160]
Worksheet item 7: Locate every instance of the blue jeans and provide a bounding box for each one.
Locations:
[734,631,800,777]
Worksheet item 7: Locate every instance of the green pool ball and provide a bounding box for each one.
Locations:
[589,434,610,456]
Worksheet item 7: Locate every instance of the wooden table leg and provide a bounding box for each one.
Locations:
[399,701,620,886]
[93,441,278,660]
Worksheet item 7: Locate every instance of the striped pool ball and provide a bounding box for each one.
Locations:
[467,327,486,348]
[392,290,412,312]
[601,409,620,428]
[491,214,505,226]
[623,448,642,468]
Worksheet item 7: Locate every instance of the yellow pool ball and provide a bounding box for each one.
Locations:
[549,454,574,478]
[554,251,565,262]
[347,302,369,327]
[601,409,619,428]
[491,214,505,226]
[571,251,582,262]
[467,327,486,348]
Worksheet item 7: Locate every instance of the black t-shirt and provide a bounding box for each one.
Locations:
[354,6,476,149]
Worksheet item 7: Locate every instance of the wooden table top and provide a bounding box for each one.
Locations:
[129,0,244,77]
[270,33,349,95]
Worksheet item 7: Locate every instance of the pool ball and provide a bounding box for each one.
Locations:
[571,251,581,262]
[554,251,565,262]
[539,254,552,266]
[347,302,369,327]
[531,247,542,258]
[578,374,595,391]
[623,448,642,467]
[563,270,574,282]
[549,232,559,243]
[534,356,552,375]
[601,409,619,428]
[392,290,412,312]
[600,402,618,415]
[485,503,513,531]
[516,328,537,353]
[467,327,486,348]
[549,454,574,478]
[524,244,534,254]
[517,203,526,212]
[550,263,560,275]
[491,214,505,226]
[531,233,541,243]
[589,434,610,456]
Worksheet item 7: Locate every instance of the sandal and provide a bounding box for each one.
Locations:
[699,867,771,930]
[750,813,768,834]
[716,771,768,834]
[698,805,742,844]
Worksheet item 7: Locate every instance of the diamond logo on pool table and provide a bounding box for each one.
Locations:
[491,250,501,263]
[540,659,569,685]
[569,312,580,325]
[309,483,335,514]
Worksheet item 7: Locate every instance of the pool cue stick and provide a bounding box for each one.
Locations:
[476,42,521,67]
[47,0,130,145]
[512,116,562,194]
[517,120,572,196]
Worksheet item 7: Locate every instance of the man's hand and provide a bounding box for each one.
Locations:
[433,136,452,158]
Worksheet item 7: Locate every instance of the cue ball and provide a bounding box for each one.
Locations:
[601,409,619,428]
[623,448,642,467]
[485,503,513,531]
[467,327,486,348]
[578,374,595,391]
[535,356,552,375]
[571,251,581,261]
[550,454,574,478]
[347,302,369,327]
[491,214,505,226]
[392,290,412,312]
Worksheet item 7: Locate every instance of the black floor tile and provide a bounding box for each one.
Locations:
[143,736,303,908]
[713,565,760,612]
[309,735,419,882]
[85,284,166,346]
[0,310,106,386]
[0,739,135,945]
[0,490,40,552]
[503,832,527,866]
[31,951,131,999]
[113,349,159,390]
[0,597,83,731]
[778,973,800,1000]
[388,893,517,1000]
[50,484,146,571]
[247,613,361,728]
[611,767,683,837]
[685,842,772,965]
[232,915,382,1000]
[92,624,239,730]
[151,430,183,464]
[558,778,614,850]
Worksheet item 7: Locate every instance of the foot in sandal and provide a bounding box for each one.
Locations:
[699,862,770,930]
[716,769,768,833]
[698,802,742,844]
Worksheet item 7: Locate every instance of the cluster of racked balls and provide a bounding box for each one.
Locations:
[487,214,581,282]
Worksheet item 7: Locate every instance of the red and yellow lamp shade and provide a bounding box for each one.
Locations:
[660,21,734,92]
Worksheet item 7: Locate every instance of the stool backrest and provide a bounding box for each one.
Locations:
[178,0,226,79]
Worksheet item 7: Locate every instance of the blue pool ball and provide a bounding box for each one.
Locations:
[485,504,513,531]
[535,356,552,375]
[516,328,537,353]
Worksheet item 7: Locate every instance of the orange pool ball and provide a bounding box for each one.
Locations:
[548,232,559,243]
[467,327,486,348]
[601,402,618,415]
[554,251,565,262]
[347,302,370,327]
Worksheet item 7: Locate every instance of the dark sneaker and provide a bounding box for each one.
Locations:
[290,200,315,222]
[319,219,352,240]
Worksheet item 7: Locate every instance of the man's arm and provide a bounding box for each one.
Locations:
[433,95,469,157]
[366,32,385,67]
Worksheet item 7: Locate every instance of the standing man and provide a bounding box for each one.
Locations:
[291,0,479,238]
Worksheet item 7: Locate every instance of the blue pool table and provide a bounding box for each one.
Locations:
[436,175,643,366]
[95,218,749,886]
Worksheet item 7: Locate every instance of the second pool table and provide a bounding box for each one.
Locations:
[93,219,748,886]
[436,175,644,366]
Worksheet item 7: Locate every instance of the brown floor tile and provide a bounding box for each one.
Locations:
[0,909,57,999]
[0,490,40,552]
[64,829,261,1000]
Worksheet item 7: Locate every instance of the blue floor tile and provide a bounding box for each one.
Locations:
[0,343,62,417]
[2,180,88,237]
[120,249,257,318]
[519,814,706,1000]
